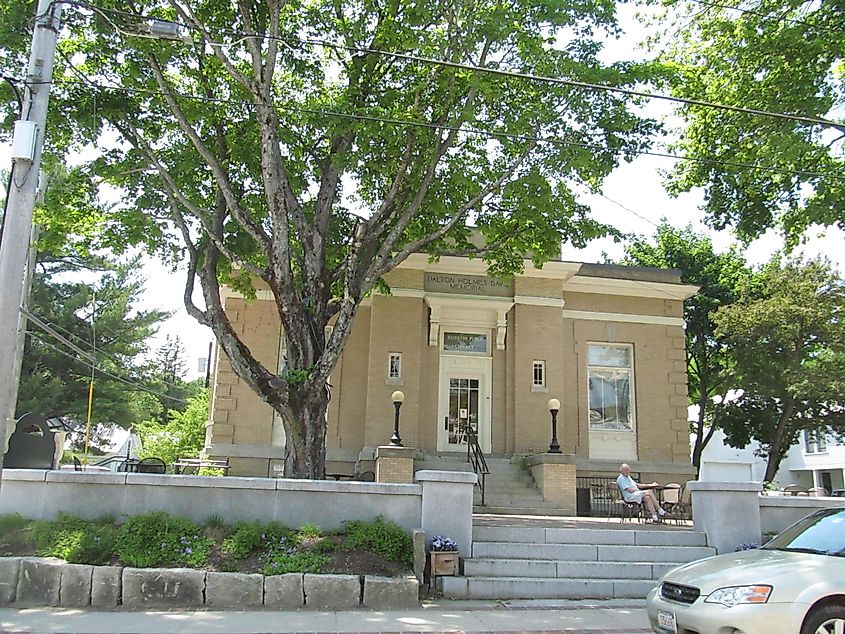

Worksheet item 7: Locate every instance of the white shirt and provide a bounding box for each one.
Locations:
[616,473,639,502]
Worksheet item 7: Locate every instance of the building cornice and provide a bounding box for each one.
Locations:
[564,276,698,301]
[398,254,582,280]
[562,309,684,327]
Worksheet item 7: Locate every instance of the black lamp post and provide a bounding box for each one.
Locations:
[390,390,405,446]
[548,398,561,453]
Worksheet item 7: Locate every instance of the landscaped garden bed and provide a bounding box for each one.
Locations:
[0,512,420,610]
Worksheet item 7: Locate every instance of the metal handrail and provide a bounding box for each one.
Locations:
[466,427,489,506]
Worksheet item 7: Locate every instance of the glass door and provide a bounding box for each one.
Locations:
[445,377,480,447]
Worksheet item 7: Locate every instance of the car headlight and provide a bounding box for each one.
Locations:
[705,585,772,607]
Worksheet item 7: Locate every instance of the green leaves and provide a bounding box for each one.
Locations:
[712,257,845,478]
[659,0,845,244]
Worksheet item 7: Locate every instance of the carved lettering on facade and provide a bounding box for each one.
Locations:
[424,273,513,297]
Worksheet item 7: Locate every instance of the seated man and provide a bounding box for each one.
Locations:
[616,463,667,523]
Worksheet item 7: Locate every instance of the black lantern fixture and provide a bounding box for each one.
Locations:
[390,390,405,446]
[548,398,561,453]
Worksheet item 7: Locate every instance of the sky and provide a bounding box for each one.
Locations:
[2,4,842,382]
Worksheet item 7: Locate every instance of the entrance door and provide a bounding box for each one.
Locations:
[438,355,491,453]
[444,377,480,448]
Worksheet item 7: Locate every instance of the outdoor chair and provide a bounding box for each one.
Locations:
[73,456,83,471]
[590,483,611,517]
[136,457,167,474]
[606,482,643,523]
[675,484,692,522]
[661,483,682,524]
[783,484,809,496]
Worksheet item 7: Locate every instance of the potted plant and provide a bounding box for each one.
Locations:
[428,535,459,576]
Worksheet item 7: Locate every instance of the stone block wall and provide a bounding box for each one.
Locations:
[0,559,419,610]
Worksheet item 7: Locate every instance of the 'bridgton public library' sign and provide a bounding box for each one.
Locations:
[424,273,513,297]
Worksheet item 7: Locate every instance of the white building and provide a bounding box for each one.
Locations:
[695,428,845,494]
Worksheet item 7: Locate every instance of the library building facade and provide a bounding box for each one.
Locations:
[207,254,698,489]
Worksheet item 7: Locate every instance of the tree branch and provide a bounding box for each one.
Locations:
[144,54,273,255]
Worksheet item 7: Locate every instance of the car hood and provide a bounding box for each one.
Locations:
[662,549,823,593]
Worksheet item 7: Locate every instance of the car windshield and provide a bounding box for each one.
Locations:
[763,508,845,557]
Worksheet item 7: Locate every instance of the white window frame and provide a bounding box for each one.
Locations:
[387,352,402,382]
[804,430,827,454]
[531,360,547,392]
[587,343,635,433]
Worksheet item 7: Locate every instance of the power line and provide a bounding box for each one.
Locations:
[48,75,845,183]
[27,304,193,396]
[60,1,845,132]
[29,333,190,405]
[23,307,190,404]
[681,0,843,35]
[595,192,660,229]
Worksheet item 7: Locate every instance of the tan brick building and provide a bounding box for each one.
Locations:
[208,255,697,486]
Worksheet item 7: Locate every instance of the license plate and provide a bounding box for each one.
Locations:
[657,610,677,633]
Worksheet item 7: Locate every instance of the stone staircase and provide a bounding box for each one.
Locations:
[441,518,717,600]
[416,454,570,514]
[472,456,563,514]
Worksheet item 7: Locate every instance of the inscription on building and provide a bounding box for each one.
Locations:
[424,273,513,297]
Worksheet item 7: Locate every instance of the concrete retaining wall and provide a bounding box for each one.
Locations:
[759,494,845,536]
[689,481,845,552]
[0,558,419,610]
[0,470,422,531]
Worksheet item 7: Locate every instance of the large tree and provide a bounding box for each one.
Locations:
[1,0,663,478]
[659,0,845,245]
[713,258,845,482]
[620,223,750,475]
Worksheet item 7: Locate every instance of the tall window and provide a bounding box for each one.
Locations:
[388,353,402,380]
[587,344,634,432]
[804,430,827,454]
[532,360,546,389]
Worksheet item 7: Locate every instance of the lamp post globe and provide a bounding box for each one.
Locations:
[548,398,561,453]
[390,391,405,446]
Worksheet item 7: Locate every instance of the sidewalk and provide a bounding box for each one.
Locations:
[0,600,652,633]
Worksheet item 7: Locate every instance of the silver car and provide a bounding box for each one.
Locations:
[647,507,845,634]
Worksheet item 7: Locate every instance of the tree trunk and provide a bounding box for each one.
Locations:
[763,397,795,483]
[280,383,328,479]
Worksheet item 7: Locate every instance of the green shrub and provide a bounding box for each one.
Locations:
[262,549,329,575]
[197,467,224,476]
[341,516,413,568]
[222,521,265,561]
[115,512,211,567]
[31,513,116,565]
[298,523,322,539]
[222,521,298,562]
[0,513,28,532]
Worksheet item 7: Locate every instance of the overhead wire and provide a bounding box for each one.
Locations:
[680,0,844,34]
[21,279,196,396]
[23,306,190,404]
[45,0,845,133]
[47,74,845,183]
[28,333,190,404]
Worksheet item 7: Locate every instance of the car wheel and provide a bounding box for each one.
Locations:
[801,604,845,634]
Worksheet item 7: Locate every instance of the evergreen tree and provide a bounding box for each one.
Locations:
[17,254,171,428]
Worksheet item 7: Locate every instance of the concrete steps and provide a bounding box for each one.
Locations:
[441,520,716,600]
[472,457,549,514]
